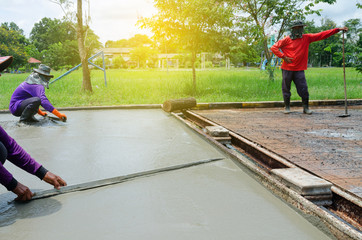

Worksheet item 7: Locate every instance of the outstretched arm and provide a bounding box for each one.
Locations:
[308,27,348,43]
[0,126,67,201]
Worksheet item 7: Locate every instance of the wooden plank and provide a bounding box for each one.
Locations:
[32,157,224,200]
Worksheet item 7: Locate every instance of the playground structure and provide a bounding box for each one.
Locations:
[49,51,107,86]
[260,35,282,70]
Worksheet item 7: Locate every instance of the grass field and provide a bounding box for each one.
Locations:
[0,67,361,110]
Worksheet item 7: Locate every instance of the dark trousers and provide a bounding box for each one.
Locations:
[282,70,309,100]
[14,97,41,117]
[0,141,7,164]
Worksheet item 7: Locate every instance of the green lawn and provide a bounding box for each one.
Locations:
[0,67,361,110]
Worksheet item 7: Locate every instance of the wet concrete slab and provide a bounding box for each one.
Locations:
[193,106,362,198]
[0,161,331,240]
[0,109,333,239]
[0,109,225,190]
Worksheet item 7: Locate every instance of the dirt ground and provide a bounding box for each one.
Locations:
[194,105,362,198]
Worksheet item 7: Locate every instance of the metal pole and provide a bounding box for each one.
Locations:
[102,52,107,87]
[343,32,348,115]
[49,63,82,84]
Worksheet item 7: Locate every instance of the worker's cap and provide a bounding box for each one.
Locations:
[290,20,306,28]
[33,64,54,78]
[0,56,13,72]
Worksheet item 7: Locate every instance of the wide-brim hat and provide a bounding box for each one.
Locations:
[290,20,306,28]
[33,64,54,78]
[0,56,13,72]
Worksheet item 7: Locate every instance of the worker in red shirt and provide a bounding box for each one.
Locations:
[270,20,348,114]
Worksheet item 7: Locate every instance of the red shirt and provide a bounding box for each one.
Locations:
[270,28,340,71]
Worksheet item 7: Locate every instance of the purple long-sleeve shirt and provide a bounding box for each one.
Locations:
[9,82,55,114]
[0,126,47,191]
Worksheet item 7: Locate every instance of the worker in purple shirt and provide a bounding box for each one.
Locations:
[0,58,66,201]
[0,126,67,201]
[9,64,67,122]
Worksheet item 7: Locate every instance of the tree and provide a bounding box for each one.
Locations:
[30,18,76,52]
[105,39,129,48]
[24,44,42,62]
[0,22,28,68]
[229,41,260,67]
[42,40,80,70]
[111,55,126,69]
[233,0,337,80]
[306,18,340,67]
[130,46,158,68]
[1,22,25,36]
[50,0,96,92]
[356,33,362,73]
[105,34,153,48]
[128,34,153,48]
[343,18,362,69]
[30,15,101,71]
[140,0,234,93]
[30,17,78,69]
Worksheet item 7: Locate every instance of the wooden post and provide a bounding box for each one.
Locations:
[162,97,197,112]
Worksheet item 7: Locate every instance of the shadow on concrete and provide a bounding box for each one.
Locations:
[0,191,62,227]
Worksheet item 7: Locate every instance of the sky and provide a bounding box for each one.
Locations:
[0,0,361,45]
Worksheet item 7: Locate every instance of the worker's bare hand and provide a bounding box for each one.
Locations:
[339,27,348,32]
[12,182,33,201]
[283,56,293,63]
[43,171,67,190]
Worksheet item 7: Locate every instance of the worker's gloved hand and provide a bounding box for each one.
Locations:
[12,182,33,201]
[42,171,67,190]
[38,109,47,117]
[52,109,67,122]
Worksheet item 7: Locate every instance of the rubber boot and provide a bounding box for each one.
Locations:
[283,96,291,114]
[20,104,39,122]
[302,98,313,115]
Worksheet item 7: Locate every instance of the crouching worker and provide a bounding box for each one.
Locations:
[0,126,67,201]
[9,64,67,122]
[0,61,66,201]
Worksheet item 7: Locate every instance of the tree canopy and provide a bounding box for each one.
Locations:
[0,22,29,68]
[0,0,360,76]
[30,17,76,52]
[139,0,235,91]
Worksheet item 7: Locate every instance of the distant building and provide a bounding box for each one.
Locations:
[157,53,180,69]
[101,48,228,69]
[102,48,132,62]
[28,57,41,64]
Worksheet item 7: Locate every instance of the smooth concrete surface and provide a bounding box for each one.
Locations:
[0,109,225,190]
[0,109,331,239]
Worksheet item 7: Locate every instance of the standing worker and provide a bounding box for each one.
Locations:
[270,20,348,114]
[0,58,67,201]
[9,64,67,122]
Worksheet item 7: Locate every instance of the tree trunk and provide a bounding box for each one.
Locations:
[264,39,275,81]
[77,0,92,92]
[162,97,197,112]
[191,50,196,94]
